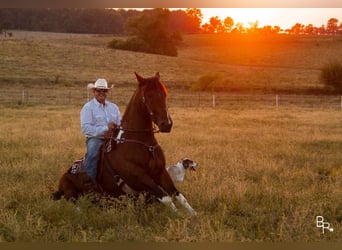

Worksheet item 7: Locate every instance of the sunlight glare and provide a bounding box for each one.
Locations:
[201,8,284,28]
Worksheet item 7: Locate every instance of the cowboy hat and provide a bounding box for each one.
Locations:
[87,78,113,90]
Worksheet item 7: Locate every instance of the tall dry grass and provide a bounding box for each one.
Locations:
[0,31,342,242]
[0,102,341,242]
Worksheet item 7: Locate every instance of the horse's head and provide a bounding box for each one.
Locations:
[135,72,173,133]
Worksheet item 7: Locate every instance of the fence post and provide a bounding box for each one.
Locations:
[212,94,216,108]
[21,89,25,104]
[340,96,342,110]
[276,95,279,108]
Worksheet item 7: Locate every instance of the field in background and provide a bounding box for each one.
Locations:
[1,30,342,94]
[0,31,342,242]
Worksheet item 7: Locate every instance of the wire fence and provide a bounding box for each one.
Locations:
[1,88,342,110]
[171,92,342,110]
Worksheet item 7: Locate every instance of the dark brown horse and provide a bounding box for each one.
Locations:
[97,72,196,215]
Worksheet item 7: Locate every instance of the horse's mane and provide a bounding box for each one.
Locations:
[144,76,168,97]
[122,76,168,123]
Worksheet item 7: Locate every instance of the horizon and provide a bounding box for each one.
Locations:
[199,8,342,30]
[124,8,342,30]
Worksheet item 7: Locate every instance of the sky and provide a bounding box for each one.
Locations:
[199,8,342,30]
[1,0,341,30]
[2,0,342,8]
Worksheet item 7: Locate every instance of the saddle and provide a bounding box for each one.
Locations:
[68,126,120,176]
[68,157,86,175]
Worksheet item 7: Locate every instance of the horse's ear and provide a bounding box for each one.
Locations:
[135,72,144,85]
[155,72,160,79]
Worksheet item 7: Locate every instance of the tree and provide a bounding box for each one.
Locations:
[185,8,203,32]
[108,8,180,57]
[247,21,259,33]
[304,24,314,34]
[326,18,339,34]
[339,23,342,35]
[289,23,304,34]
[235,22,246,33]
[169,9,201,33]
[208,16,225,33]
[223,17,234,32]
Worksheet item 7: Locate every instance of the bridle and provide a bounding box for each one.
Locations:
[121,86,168,134]
[141,90,169,132]
[105,88,167,156]
[102,76,168,194]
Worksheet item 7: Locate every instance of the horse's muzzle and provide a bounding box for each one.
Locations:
[158,118,173,133]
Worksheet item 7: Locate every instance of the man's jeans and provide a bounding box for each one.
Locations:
[84,137,104,181]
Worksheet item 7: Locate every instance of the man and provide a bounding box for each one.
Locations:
[80,78,121,184]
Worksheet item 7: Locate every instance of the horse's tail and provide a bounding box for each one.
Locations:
[51,190,63,200]
[46,185,63,200]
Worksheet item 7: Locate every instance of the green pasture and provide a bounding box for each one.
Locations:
[0,31,341,242]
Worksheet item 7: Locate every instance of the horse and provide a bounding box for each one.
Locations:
[96,72,196,215]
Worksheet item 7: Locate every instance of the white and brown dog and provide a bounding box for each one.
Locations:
[166,158,198,183]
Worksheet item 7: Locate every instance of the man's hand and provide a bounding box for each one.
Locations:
[104,129,112,139]
[107,122,116,130]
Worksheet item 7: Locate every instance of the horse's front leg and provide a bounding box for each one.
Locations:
[175,193,197,216]
[119,167,179,213]
[158,169,197,216]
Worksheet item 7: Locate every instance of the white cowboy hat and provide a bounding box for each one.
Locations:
[87,78,113,90]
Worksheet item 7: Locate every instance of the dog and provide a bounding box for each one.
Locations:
[166,158,198,183]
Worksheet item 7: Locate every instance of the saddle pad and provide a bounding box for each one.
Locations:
[68,157,86,175]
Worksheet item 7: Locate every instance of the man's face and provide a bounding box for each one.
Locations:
[94,88,108,104]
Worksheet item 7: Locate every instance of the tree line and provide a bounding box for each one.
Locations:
[1,8,341,36]
[0,8,201,35]
[202,16,342,35]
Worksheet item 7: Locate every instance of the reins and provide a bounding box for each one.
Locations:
[119,123,160,134]
[104,125,160,158]
[116,137,160,158]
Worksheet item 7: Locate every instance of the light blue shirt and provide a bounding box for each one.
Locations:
[80,98,121,138]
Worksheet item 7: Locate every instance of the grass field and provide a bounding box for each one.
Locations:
[0,104,341,241]
[0,31,342,242]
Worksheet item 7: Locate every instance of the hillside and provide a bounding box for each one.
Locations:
[1,31,342,94]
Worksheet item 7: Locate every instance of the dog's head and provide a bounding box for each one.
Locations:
[179,158,198,171]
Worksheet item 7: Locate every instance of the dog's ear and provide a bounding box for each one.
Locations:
[182,158,192,170]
